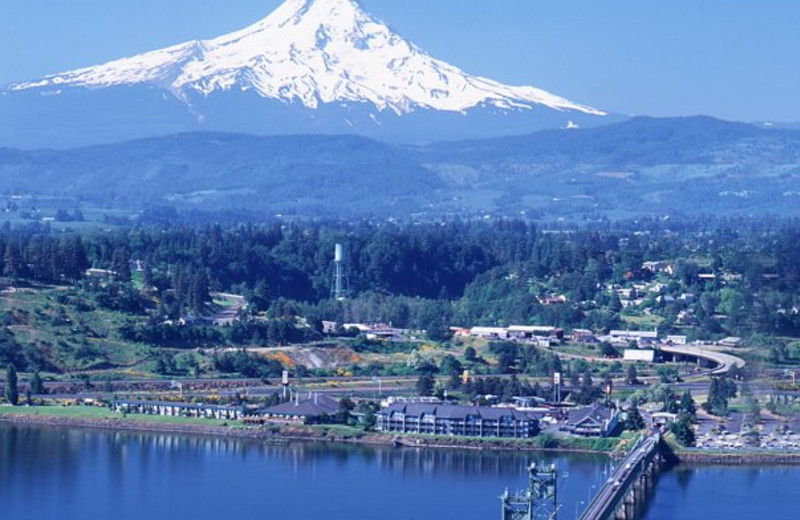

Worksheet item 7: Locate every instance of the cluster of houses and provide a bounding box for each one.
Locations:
[450,325,565,347]
[112,394,622,440]
[113,400,244,421]
[321,321,413,341]
[374,400,620,439]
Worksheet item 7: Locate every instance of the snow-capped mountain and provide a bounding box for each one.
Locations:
[2,0,611,148]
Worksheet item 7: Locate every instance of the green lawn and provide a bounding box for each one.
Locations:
[4,286,154,374]
[0,405,243,427]
[0,405,115,419]
[621,314,664,329]
[312,424,634,453]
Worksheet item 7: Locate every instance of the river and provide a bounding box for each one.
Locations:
[2,423,799,519]
[640,464,800,519]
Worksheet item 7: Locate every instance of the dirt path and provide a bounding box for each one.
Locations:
[210,293,247,325]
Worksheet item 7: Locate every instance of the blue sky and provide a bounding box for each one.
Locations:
[2,0,798,122]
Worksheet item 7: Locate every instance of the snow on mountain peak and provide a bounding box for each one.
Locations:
[12,0,605,116]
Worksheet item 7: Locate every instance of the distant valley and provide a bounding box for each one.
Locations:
[2,116,800,221]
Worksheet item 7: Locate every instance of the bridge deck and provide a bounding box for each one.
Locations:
[578,435,660,520]
[660,345,745,374]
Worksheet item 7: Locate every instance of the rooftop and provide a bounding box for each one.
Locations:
[261,395,340,417]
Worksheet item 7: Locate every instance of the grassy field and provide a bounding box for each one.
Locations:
[0,405,242,427]
[3,285,154,374]
[312,424,637,453]
[620,313,664,329]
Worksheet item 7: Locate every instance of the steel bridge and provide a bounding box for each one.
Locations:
[577,434,664,520]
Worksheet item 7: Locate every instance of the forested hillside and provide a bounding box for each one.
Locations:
[2,117,800,221]
[3,218,800,369]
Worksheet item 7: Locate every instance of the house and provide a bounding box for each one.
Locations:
[571,329,597,343]
[722,272,743,283]
[469,327,509,339]
[507,325,564,341]
[539,294,568,305]
[450,327,471,337]
[623,349,656,363]
[254,394,340,424]
[616,288,636,301]
[321,321,338,334]
[650,283,668,294]
[338,323,404,340]
[85,268,118,278]
[665,335,688,346]
[376,403,539,438]
[365,325,403,340]
[113,400,243,421]
[342,323,372,333]
[609,329,659,344]
[677,310,697,324]
[564,405,620,437]
[719,337,743,348]
[642,261,674,275]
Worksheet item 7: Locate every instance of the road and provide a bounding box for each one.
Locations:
[579,435,661,520]
[660,344,746,374]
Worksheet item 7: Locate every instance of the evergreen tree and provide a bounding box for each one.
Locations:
[2,243,23,279]
[708,376,737,416]
[29,371,44,395]
[626,402,646,431]
[4,365,19,405]
[111,245,131,282]
[416,373,435,396]
[626,364,639,385]
[670,414,696,447]
[464,347,477,363]
[680,390,696,418]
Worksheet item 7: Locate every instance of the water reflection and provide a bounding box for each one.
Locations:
[1,423,612,520]
[642,464,800,520]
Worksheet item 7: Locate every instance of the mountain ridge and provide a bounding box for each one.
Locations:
[3,116,800,219]
[1,0,610,148]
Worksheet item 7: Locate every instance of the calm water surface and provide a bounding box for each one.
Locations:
[4,424,799,520]
[641,464,800,519]
[1,423,610,520]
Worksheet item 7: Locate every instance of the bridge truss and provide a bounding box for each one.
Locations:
[501,462,559,520]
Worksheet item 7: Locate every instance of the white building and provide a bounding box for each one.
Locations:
[507,325,564,340]
[624,349,656,362]
[610,329,659,343]
[469,327,509,339]
[666,335,688,345]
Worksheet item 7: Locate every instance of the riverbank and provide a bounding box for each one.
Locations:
[674,449,800,465]
[656,437,800,466]
[6,406,800,464]
[0,406,624,454]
